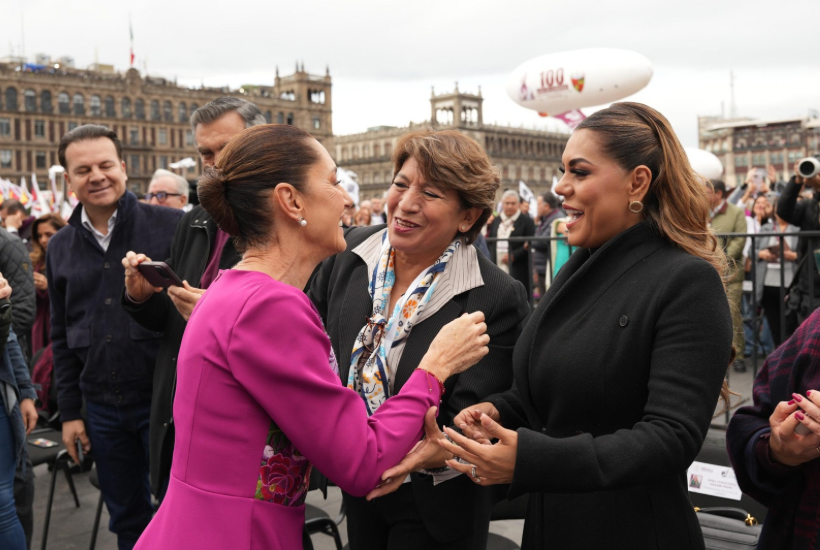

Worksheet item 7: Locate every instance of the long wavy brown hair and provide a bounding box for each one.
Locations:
[576,102,736,412]
[30,213,67,269]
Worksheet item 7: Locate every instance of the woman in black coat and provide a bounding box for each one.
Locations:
[441,103,735,550]
[308,129,530,550]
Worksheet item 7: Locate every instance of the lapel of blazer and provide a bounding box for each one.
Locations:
[336,261,372,386]
[515,222,663,425]
[392,296,466,394]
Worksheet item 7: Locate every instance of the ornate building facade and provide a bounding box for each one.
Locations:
[334,86,569,199]
[0,59,332,193]
[698,115,820,187]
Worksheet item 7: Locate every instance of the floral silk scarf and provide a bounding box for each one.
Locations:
[348,233,460,415]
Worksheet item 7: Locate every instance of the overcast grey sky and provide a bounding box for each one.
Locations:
[2,0,818,146]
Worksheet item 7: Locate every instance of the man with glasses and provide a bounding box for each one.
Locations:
[145,169,189,210]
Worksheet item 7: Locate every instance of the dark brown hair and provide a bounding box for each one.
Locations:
[576,102,735,412]
[392,129,499,245]
[30,213,67,268]
[58,125,123,169]
[197,124,320,252]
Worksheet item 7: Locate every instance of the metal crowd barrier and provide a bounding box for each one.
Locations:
[486,230,820,422]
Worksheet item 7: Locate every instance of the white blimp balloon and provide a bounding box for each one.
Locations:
[507,48,653,124]
[684,147,724,181]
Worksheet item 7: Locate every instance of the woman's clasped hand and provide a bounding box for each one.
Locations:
[769,390,820,467]
[440,411,517,486]
[417,311,490,380]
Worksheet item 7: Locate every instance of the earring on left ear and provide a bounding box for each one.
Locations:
[628,201,644,214]
[299,216,307,227]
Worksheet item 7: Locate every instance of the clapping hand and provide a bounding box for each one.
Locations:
[439,412,518,486]
[768,391,820,467]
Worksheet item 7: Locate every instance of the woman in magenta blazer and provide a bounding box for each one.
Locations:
[123,124,490,550]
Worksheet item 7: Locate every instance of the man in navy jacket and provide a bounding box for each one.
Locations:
[47,125,182,550]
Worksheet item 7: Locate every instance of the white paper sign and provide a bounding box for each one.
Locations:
[686,461,742,501]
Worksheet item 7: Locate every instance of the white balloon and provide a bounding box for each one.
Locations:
[684,148,724,180]
[507,48,653,116]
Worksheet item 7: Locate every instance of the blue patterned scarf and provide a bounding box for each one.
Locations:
[348,233,460,415]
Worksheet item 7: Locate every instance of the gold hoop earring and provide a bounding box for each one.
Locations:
[628,201,644,214]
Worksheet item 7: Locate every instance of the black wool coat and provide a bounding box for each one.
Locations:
[122,205,241,498]
[308,225,530,544]
[487,222,733,550]
[488,214,536,295]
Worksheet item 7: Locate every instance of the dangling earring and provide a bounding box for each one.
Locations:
[628,201,644,214]
[299,216,307,227]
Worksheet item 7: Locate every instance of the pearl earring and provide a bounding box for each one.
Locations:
[299,217,307,227]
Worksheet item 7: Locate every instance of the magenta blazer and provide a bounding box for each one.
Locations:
[135,270,441,550]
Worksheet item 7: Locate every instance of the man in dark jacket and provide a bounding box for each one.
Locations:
[488,190,536,298]
[531,192,563,299]
[122,97,265,501]
[47,125,182,550]
[776,161,820,323]
[0,226,35,360]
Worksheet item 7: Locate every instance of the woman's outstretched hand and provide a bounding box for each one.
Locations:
[418,311,489,382]
[366,407,452,500]
[439,412,517,486]
[453,403,501,444]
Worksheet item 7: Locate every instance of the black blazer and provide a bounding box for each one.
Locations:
[488,214,536,294]
[122,205,242,498]
[487,222,733,550]
[308,225,530,543]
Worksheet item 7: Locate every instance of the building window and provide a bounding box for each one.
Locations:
[135,99,145,119]
[735,156,748,167]
[73,93,85,115]
[40,90,52,113]
[150,100,160,121]
[0,150,11,168]
[0,118,9,136]
[68,121,78,131]
[5,88,18,110]
[34,120,45,138]
[58,92,70,114]
[163,101,173,122]
[159,128,168,145]
[25,89,37,112]
[35,151,46,169]
[185,130,193,146]
[130,155,140,175]
[189,102,198,115]
[105,96,115,117]
[287,113,293,125]
[159,156,168,169]
[313,117,321,129]
[178,102,187,123]
[121,98,132,118]
[277,112,284,124]
[130,127,139,145]
[90,95,101,116]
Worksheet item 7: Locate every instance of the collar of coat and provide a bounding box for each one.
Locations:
[68,190,138,231]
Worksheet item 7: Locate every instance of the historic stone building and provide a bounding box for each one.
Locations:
[334,85,569,199]
[0,58,332,193]
[698,115,820,187]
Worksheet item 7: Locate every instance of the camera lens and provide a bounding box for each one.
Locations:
[798,157,820,179]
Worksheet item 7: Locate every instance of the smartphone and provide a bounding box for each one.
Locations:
[752,170,764,186]
[137,261,184,289]
[28,438,59,448]
[75,439,85,465]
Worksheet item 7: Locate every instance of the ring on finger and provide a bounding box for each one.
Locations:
[471,466,481,482]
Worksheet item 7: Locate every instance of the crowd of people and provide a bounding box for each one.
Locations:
[0,93,817,550]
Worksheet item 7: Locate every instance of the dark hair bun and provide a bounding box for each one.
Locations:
[198,165,240,236]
